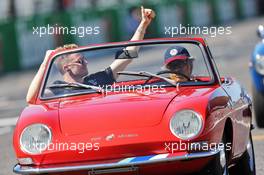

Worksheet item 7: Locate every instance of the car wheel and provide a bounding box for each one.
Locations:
[200,138,229,175]
[253,87,264,128]
[229,133,256,175]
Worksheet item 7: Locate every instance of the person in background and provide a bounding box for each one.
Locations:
[125,6,141,38]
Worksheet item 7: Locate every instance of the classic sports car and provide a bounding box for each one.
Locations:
[13,38,255,175]
[250,25,264,128]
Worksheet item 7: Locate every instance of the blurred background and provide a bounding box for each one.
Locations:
[0,0,263,72]
[0,0,264,174]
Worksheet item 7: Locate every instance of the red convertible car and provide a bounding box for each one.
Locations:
[13,38,255,175]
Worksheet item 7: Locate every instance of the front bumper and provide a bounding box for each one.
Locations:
[14,149,219,174]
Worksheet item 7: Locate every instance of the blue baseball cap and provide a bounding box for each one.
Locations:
[164,46,192,66]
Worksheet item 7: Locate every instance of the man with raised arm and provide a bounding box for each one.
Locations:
[26,6,155,104]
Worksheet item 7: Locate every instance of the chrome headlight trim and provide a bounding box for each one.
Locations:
[255,54,264,75]
[19,123,52,155]
[169,110,203,140]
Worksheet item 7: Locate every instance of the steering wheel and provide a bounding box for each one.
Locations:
[143,70,190,85]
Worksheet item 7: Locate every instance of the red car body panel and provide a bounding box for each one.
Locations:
[58,90,176,135]
[13,38,252,175]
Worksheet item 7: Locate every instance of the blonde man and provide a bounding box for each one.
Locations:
[26,6,155,104]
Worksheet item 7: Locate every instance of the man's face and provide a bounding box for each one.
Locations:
[167,60,193,77]
[64,53,88,78]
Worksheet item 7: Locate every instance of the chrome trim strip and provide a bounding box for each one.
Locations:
[13,149,219,174]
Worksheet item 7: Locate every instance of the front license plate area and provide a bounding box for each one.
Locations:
[88,167,139,175]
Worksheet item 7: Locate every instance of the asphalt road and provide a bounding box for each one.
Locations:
[0,17,264,175]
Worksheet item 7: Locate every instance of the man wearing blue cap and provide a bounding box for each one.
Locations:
[163,46,194,82]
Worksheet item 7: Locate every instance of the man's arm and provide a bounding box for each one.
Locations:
[26,50,53,104]
[110,6,155,79]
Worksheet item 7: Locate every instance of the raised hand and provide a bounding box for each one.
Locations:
[140,6,155,27]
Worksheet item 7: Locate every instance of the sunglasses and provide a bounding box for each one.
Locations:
[69,56,88,66]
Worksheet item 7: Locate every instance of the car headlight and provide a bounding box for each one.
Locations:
[20,124,52,154]
[255,54,264,75]
[170,110,203,140]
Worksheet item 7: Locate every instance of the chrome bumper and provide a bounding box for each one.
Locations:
[14,149,219,174]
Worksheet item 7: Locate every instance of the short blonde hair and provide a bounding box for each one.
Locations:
[55,44,78,74]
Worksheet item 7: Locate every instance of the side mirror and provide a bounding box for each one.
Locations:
[257,25,264,39]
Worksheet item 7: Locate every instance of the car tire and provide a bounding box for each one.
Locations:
[253,87,264,128]
[200,138,229,175]
[229,133,256,175]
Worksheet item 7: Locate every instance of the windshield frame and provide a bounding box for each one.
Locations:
[39,39,220,101]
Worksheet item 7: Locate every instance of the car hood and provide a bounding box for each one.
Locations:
[58,89,180,136]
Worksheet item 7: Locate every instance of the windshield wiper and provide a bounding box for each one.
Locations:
[48,82,104,93]
[118,71,179,87]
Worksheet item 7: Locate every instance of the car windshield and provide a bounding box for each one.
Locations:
[42,42,214,99]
